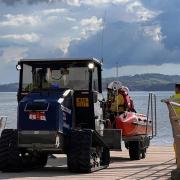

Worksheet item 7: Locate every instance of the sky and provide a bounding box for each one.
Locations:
[0,0,180,83]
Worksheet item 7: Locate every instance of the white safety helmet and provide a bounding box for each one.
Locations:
[108,81,122,91]
[122,86,129,94]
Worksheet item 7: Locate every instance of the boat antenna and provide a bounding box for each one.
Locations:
[116,61,119,114]
[116,61,119,81]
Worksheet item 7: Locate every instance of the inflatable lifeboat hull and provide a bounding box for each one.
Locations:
[115,112,152,137]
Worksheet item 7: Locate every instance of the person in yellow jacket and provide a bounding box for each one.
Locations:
[110,92,126,113]
[170,83,180,163]
[171,83,180,115]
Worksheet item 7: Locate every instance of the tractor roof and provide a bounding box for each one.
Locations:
[19,57,102,66]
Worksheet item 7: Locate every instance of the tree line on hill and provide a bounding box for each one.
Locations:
[0,73,179,92]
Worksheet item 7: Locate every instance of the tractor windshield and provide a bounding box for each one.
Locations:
[21,62,99,91]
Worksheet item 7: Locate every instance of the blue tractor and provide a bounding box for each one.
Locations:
[0,58,110,172]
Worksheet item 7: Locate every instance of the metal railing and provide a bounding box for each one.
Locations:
[161,98,180,139]
[147,93,157,139]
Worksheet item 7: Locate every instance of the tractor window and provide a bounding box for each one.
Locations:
[21,63,94,91]
[22,64,33,91]
[93,67,99,91]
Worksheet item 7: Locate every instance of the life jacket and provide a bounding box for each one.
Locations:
[110,90,131,113]
[171,93,180,116]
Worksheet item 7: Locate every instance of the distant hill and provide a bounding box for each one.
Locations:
[0,74,179,92]
[0,83,18,92]
[103,73,179,91]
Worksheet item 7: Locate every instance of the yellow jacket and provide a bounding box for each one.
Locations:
[110,94,125,112]
[170,93,180,116]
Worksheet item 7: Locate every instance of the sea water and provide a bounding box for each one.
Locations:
[0,91,174,145]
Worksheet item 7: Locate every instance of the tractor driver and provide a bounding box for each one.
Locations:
[25,68,51,91]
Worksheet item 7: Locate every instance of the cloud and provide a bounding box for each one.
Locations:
[1,0,57,6]
[80,16,103,38]
[0,0,132,7]
[143,25,164,42]
[52,16,103,54]
[66,17,76,22]
[64,0,81,6]
[0,33,40,43]
[72,26,79,30]
[64,0,131,7]
[126,1,160,22]
[42,8,67,15]
[140,0,180,51]
[0,14,40,27]
[57,37,72,54]
[0,47,28,63]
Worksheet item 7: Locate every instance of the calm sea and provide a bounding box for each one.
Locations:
[0,91,174,145]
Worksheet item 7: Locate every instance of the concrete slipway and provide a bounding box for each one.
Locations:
[0,146,176,180]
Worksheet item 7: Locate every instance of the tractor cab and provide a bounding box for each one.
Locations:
[17,58,102,100]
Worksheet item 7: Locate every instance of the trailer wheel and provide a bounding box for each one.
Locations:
[129,141,141,160]
[0,129,22,172]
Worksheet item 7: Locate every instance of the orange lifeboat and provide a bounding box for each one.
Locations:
[115,112,152,137]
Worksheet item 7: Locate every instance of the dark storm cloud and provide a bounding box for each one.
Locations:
[67,20,180,68]
[141,0,180,11]
[66,0,180,68]
[141,0,180,50]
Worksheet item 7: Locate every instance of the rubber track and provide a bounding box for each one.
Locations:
[0,129,22,172]
[67,130,81,172]
[67,130,110,173]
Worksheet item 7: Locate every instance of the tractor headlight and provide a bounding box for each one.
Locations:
[88,63,94,69]
[16,64,21,71]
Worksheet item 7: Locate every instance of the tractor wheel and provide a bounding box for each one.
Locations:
[129,141,141,160]
[0,129,22,172]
